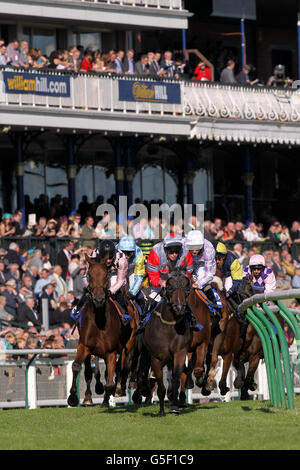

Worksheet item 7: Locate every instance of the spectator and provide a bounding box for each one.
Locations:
[243,222,260,242]
[222,221,236,241]
[0,296,13,324]
[81,217,97,247]
[234,221,245,241]
[70,213,82,238]
[280,253,296,278]
[39,283,57,325]
[292,268,300,288]
[236,64,254,85]
[80,50,93,72]
[160,50,179,79]
[52,265,68,299]
[52,301,71,327]
[6,39,22,67]
[5,242,23,268]
[193,61,212,81]
[135,54,150,77]
[0,213,16,237]
[132,217,154,240]
[19,40,30,68]
[33,268,54,298]
[5,263,21,291]
[56,240,74,281]
[0,259,7,285]
[0,43,9,66]
[15,295,42,330]
[11,210,25,235]
[115,50,125,74]
[210,218,224,240]
[220,59,236,84]
[290,221,300,242]
[68,254,85,299]
[108,51,117,72]
[3,279,18,319]
[123,49,135,75]
[272,252,283,277]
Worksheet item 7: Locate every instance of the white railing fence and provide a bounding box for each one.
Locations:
[1,349,298,409]
[76,0,183,9]
[1,68,300,124]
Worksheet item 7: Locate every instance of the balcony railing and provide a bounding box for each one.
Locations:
[75,0,183,9]
[1,67,300,123]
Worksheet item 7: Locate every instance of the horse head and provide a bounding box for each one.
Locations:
[236,276,256,303]
[165,263,191,320]
[85,253,109,309]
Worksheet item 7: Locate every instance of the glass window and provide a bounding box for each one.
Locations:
[31,28,56,57]
[24,161,45,201]
[78,33,101,51]
[193,169,208,206]
[133,166,177,205]
[76,166,115,203]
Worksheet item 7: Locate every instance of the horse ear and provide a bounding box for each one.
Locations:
[85,253,96,264]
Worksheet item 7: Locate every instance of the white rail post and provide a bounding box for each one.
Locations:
[27,362,37,410]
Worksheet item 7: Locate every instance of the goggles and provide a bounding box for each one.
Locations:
[250,265,264,271]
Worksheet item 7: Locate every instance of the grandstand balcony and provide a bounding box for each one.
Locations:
[0,0,190,30]
[1,67,300,145]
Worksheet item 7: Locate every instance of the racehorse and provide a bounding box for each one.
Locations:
[67,254,136,407]
[133,265,193,416]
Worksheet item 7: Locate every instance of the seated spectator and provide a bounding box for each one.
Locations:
[193,61,212,81]
[3,279,18,319]
[0,295,13,325]
[222,221,236,241]
[272,252,283,277]
[0,213,16,237]
[33,268,54,298]
[15,295,42,330]
[220,59,236,84]
[267,221,282,245]
[210,218,224,240]
[234,221,246,241]
[203,220,215,243]
[280,253,296,278]
[280,225,292,245]
[292,268,300,288]
[243,222,260,242]
[5,263,21,291]
[290,221,300,243]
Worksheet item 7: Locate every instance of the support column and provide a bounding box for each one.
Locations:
[15,132,25,226]
[124,140,135,208]
[242,146,255,226]
[114,138,125,199]
[185,158,195,205]
[67,135,77,215]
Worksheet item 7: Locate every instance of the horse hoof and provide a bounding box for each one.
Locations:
[178,401,188,408]
[67,394,79,407]
[234,377,244,389]
[82,398,93,406]
[185,376,194,390]
[195,377,204,388]
[219,386,230,396]
[248,382,257,392]
[101,401,110,408]
[206,380,216,391]
[144,397,152,406]
[169,406,180,414]
[201,387,211,396]
[95,383,104,395]
[132,390,142,405]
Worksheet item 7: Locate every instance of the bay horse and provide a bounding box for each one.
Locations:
[67,254,136,407]
[133,266,193,416]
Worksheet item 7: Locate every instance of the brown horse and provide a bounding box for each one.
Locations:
[67,254,136,407]
[133,267,193,416]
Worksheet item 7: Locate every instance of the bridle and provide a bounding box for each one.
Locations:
[164,270,191,308]
[86,268,109,306]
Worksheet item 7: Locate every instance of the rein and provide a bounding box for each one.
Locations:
[153,309,176,326]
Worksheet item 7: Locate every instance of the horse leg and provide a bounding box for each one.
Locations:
[82,355,94,406]
[94,356,104,395]
[151,357,166,417]
[102,351,117,408]
[204,334,223,393]
[233,352,246,390]
[219,352,233,396]
[242,352,261,399]
[194,342,208,388]
[170,352,186,414]
[67,344,90,407]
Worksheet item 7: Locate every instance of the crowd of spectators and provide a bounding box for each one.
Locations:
[0,38,291,87]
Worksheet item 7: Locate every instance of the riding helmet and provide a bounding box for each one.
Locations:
[97,239,116,259]
[186,230,204,250]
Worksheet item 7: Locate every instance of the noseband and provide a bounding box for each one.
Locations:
[86,284,109,305]
[165,271,191,307]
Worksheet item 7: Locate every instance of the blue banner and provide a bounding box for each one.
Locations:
[3,71,70,97]
[118,80,181,104]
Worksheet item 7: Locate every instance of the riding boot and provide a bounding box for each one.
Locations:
[203,285,221,318]
[186,305,202,332]
[136,298,157,335]
[71,290,87,318]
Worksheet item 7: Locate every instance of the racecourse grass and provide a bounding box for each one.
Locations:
[1,396,300,450]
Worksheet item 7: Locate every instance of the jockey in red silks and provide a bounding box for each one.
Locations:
[71,239,129,325]
[136,234,201,333]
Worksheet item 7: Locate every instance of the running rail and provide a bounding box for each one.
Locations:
[238,289,300,409]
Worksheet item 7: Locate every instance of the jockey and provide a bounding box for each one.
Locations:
[243,254,276,293]
[185,230,220,310]
[215,242,243,304]
[136,234,200,333]
[116,236,146,298]
[71,239,129,325]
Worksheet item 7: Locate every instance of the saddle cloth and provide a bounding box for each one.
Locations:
[195,288,222,316]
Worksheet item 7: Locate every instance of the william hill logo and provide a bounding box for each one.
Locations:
[132,82,168,102]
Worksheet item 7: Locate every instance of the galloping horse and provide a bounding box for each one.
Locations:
[133,266,193,416]
[67,254,136,407]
